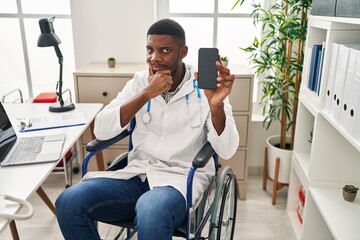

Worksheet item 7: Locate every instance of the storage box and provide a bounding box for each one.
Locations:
[336,0,360,18]
[311,0,337,16]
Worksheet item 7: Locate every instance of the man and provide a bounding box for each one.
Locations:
[56,19,239,240]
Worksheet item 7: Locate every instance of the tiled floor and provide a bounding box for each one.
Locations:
[0,172,296,240]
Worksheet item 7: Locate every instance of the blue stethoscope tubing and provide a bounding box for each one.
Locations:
[142,79,202,128]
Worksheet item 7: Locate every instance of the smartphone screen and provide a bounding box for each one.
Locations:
[197,48,219,89]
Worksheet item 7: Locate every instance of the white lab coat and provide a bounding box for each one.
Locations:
[83,64,239,204]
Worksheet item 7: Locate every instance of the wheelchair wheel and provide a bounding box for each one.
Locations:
[209,167,238,240]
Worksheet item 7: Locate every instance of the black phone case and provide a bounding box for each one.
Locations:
[197,48,219,89]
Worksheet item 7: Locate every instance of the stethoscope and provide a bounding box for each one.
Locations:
[142,79,202,128]
[0,194,34,221]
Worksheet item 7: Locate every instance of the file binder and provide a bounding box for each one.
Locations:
[315,44,325,95]
[339,47,360,132]
[352,63,360,141]
[332,44,360,123]
[330,44,351,123]
[324,43,339,113]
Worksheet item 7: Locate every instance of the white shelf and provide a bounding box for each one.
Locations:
[292,152,310,190]
[320,110,360,153]
[310,187,360,240]
[299,87,321,117]
[288,211,302,239]
[287,153,309,240]
[288,14,360,240]
[310,15,360,26]
[308,17,332,30]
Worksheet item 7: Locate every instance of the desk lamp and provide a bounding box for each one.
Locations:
[37,16,75,112]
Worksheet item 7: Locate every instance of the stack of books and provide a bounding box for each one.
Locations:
[297,186,306,224]
[307,43,325,95]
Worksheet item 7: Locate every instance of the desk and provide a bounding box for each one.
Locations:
[0,103,103,235]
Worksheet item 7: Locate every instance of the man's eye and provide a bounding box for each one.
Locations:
[147,49,153,54]
[163,49,171,53]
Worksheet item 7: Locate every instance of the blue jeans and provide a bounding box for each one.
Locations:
[55,177,186,240]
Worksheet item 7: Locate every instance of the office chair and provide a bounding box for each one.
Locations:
[82,118,239,240]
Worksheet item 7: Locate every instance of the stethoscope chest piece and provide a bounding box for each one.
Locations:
[142,112,151,124]
[142,99,152,124]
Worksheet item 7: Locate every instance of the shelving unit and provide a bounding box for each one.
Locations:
[287,15,360,239]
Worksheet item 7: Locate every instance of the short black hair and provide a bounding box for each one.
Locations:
[147,19,186,46]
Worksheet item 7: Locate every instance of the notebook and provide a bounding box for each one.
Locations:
[0,102,65,167]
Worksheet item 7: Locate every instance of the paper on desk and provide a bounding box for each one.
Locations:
[19,112,86,132]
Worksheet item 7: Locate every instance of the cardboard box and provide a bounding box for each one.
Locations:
[311,0,337,16]
[336,0,360,18]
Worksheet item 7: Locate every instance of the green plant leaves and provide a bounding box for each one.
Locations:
[233,0,312,143]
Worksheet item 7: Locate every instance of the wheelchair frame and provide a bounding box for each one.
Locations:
[82,119,238,240]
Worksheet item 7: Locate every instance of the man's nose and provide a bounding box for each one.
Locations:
[151,51,161,62]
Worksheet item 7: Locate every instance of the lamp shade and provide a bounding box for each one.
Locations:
[37,18,61,47]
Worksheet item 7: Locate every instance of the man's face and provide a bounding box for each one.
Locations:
[146,35,186,76]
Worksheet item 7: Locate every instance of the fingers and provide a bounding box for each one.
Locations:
[215,60,233,87]
[156,74,172,93]
[217,74,234,83]
[164,75,173,88]
[216,74,234,89]
[216,61,230,76]
[146,66,173,97]
[147,61,154,76]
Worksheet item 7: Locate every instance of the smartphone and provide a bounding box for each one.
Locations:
[197,48,219,89]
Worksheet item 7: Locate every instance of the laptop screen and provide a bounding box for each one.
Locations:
[0,102,17,163]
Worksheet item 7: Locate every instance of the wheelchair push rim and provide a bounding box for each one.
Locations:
[209,166,238,240]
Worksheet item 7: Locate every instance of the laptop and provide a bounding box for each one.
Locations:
[0,102,65,167]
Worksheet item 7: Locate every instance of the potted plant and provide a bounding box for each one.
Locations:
[220,56,229,67]
[343,185,359,202]
[233,0,312,184]
[107,57,116,68]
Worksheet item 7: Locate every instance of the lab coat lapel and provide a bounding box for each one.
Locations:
[168,79,194,103]
[153,94,166,105]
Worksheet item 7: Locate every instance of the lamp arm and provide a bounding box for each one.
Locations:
[54,45,64,106]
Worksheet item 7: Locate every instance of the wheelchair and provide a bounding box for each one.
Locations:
[82,119,239,240]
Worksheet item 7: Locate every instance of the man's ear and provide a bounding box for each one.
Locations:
[180,46,188,59]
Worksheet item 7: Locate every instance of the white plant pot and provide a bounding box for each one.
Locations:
[220,60,228,67]
[266,135,292,184]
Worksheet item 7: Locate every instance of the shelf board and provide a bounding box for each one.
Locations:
[310,15,360,27]
[293,152,310,190]
[299,87,320,117]
[308,17,332,29]
[320,110,360,153]
[310,187,360,240]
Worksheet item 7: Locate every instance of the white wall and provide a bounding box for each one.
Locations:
[70,0,155,68]
[248,119,280,175]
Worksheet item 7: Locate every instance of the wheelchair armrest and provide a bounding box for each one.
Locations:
[192,142,215,168]
[86,130,130,152]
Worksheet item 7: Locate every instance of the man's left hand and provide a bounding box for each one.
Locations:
[203,61,234,107]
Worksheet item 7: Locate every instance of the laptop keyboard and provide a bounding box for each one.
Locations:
[7,137,44,163]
